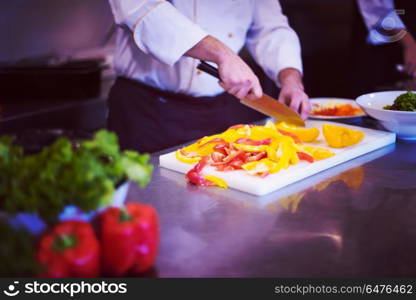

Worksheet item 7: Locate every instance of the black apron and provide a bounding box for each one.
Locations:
[107,77,264,153]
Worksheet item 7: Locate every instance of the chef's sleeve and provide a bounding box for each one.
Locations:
[108,0,208,65]
[357,0,406,45]
[246,0,303,87]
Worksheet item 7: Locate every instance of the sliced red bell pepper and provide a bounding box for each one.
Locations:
[223,149,245,163]
[186,170,210,185]
[278,129,302,144]
[229,159,245,169]
[185,157,213,186]
[235,138,271,146]
[213,144,228,155]
[211,151,226,163]
[100,202,159,276]
[297,151,314,163]
[193,156,208,172]
[37,220,100,278]
[245,151,267,162]
[217,165,236,172]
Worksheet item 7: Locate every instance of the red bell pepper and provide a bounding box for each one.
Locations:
[37,220,100,278]
[100,202,159,276]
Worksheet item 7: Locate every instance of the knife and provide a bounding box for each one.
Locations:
[197,60,305,127]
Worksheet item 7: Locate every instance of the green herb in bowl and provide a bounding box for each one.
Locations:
[384,91,416,111]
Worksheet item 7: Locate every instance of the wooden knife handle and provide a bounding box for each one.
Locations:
[197,61,220,79]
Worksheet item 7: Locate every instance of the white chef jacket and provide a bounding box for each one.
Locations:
[108,0,302,97]
[357,0,406,45]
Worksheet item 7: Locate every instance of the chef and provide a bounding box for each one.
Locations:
[358,0,416,77]
[107,0,309,153]
[351,0,416,95]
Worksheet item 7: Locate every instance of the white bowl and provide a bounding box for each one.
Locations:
[356,91,416,140]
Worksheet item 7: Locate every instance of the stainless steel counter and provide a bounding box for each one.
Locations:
[127,118,416,277]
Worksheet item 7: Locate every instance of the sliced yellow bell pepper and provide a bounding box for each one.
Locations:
[233,125,253,139]
[233,144,269,152]
[242,158,280,175]
[249,126,281,140]
[177,121,338,181]
[181,142,201,153]
[275,136,294,170]
[196,140,226,156]
[264,120,278,131]
[221,129,246,143]
[175,149,201,164]
[196,134,224,146]
[267,139,280,162]
[204,175,228,189]
[301,145,335,160]
[289,146,299,165]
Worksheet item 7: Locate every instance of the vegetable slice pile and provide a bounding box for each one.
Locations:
[178,121,335,187]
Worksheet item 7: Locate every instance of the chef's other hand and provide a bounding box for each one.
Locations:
[400,32,416,77]
[184,35,262,100]
[278,68,310,120]
[218,54,262,101]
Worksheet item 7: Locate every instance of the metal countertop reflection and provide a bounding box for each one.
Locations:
[127,117,416,277]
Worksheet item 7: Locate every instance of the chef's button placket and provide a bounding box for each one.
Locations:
[184,0,198,94]
[228,33,234,38]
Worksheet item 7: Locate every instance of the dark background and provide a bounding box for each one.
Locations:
[0,0,414,135]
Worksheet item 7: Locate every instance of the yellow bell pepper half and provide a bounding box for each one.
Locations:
[322,124,364,148]
[275,121,320,143]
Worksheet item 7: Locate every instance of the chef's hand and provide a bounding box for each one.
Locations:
[217,54,263,101]
[184,35,262,100]
[278,68,310,120]
[400,32,416,77]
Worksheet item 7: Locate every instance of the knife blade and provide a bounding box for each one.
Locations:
[197,61,305,127]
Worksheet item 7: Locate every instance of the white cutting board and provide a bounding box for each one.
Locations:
[159,120,396,196]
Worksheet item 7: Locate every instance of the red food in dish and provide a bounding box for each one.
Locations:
[312,104,363,116]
